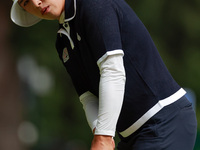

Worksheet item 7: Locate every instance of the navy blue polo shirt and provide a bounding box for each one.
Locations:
[56,0,183,137]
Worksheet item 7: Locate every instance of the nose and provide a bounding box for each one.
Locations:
[33,0,42,7]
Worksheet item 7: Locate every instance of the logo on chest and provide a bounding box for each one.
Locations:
[62,47,69,63]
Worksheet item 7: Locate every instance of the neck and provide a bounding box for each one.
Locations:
[59,11,65,23]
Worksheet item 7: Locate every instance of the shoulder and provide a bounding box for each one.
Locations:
[78,0,114,16]
[79,0,111,8]
[77,0,120,26]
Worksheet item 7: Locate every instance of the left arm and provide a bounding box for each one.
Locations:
[91,53,126,149]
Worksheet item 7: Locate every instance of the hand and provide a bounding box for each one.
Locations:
[90,135,115,150]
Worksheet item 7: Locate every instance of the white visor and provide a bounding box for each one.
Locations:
[10,0,42,27]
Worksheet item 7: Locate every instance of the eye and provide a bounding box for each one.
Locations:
[24,0,29,6]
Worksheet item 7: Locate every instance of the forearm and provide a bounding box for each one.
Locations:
[95,54,126,137]
[80,54,125,138]
[79,91,98,132]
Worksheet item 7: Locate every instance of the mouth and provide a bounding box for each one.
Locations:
[41,6,49,15]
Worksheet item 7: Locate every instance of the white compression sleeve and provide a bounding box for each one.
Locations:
[79,91,98,132]
[95,54,126,137]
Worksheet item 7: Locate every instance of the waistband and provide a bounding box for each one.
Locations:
[119,88,186,138]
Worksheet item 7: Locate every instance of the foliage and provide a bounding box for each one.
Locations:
[127,0,200,125]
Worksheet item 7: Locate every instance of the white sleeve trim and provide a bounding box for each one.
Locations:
[79,91,98,132]
[97,49,124,66]
[95,54,126,137]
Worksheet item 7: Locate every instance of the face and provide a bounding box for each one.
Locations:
[18,0,65,20]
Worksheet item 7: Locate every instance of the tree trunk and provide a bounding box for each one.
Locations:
[0,1,25,150]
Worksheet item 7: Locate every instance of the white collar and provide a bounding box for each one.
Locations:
[64,0,77,22]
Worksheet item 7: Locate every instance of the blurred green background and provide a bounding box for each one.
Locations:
[0,0,199,149]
